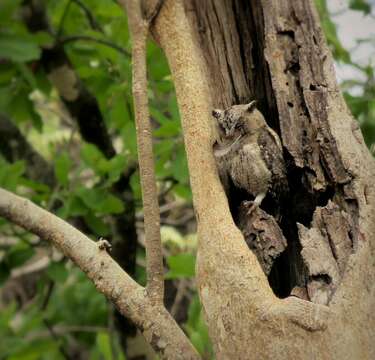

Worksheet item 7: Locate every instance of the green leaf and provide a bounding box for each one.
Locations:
[186,296,201,330]
[108,94,129,130]
[185,296,213,357]
[171,145,189,183]
[16,63,37,88]
[349,0,371,14]
[76,187,124,214]
[0,33,40,62]
[57,195,88,218]
[165,253,196,279]
[0,0,23,23]
[0,302,16,331]
[96,332,113,360]
[315,0,351,63]
[0,63,17,85]
[6,243,35,269]
[122,121,137,157]
[130,171,141,200]
[84,212,110,236]
[154,121,180,137]
[0,160,25,190]
[7,339,59,360]
[46,262,69,283]
[32,31,54,47]
[190,331,206,356]
[81,143,107,172]
[107,155,127,178]
[54,152,72,187]
[173,184,192,201]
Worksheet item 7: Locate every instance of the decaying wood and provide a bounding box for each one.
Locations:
[238,203,287,275]
[183,0,368,300]
[298,200,354,304]
[153,0,375,358]
[1,0,374,358]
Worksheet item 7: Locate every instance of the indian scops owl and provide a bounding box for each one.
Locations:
[212,101,288,213]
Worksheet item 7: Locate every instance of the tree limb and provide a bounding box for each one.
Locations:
[118,0,164,304]
[0,187,200,359]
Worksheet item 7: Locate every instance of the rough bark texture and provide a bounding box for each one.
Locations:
[1,0,374,358]
[153,0,375,358]
[119,0,164,304]
[237,204,287,275]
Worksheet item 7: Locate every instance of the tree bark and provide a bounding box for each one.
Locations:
[0,188,200,359]
[1,0,374,358]
[153,0,375,358]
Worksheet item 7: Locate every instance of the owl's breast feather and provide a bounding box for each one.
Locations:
[213,134,243,158]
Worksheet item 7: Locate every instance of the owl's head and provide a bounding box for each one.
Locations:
[212,101,257,138]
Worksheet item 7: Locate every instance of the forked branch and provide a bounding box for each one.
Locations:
[0,188,200,359]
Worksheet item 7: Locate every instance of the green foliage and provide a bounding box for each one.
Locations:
[166,253,196,279]
[349,0,371,14]
[316,0,375,151]
[54,152,72,187]
[0,0,373,358]
[185,296,213,358]
[315,0,351,63]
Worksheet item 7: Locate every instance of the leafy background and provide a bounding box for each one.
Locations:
[0,0,373,359]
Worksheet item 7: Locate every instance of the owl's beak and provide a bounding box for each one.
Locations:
[225,125,235,138]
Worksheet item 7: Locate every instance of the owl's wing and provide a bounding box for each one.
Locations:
[257,128,288,196]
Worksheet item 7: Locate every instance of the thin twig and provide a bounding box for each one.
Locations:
[60,35,130,57]
[25,325,108,342]
[41,280,55,311]
[170,279,189,318]
[71,0,103,31]
[43,319,72,360]
[56,0,73,39]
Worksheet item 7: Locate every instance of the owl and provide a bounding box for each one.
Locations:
[212,101,288,213]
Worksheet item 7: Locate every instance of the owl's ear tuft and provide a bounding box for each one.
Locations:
[246,100,257,112]
[212,109,223,119]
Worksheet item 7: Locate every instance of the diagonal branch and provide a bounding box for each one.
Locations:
[71,0,103,32]
[0,187,200,359]
[118,0,164,303]
[59,35,130,57]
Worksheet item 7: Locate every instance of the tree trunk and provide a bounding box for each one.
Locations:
[153,0,375,358]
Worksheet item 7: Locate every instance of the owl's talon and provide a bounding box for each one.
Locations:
[246,204,256,215]
[244,193,266,216]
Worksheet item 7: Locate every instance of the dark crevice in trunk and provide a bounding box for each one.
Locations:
[188,0,360,303]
